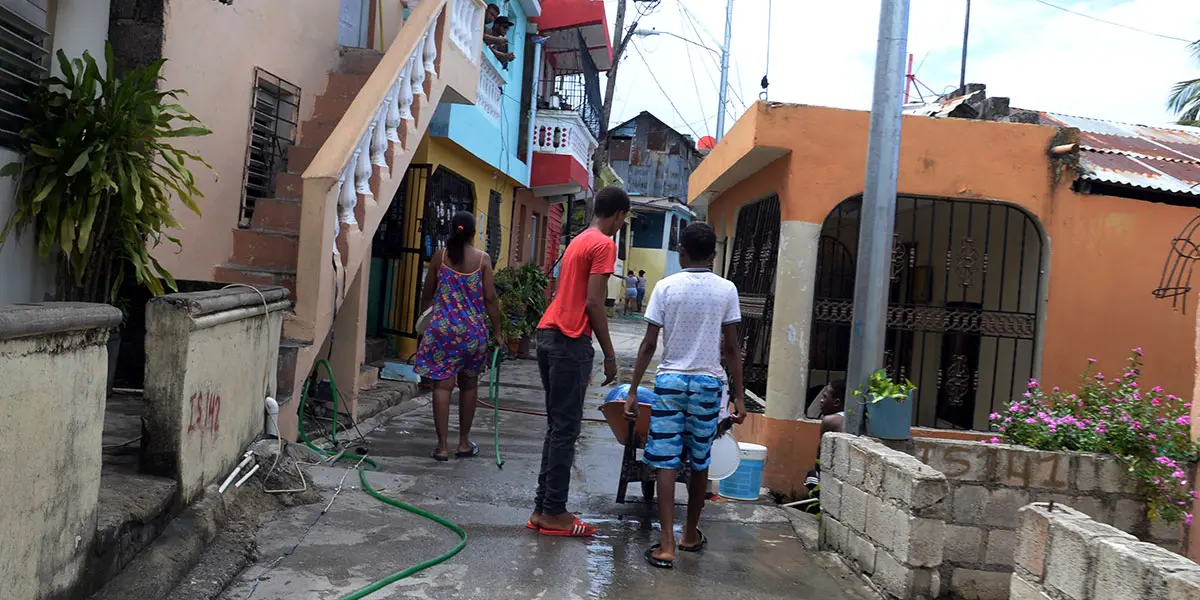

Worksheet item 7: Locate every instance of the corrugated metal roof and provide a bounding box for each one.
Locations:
[1037,112,1200,197]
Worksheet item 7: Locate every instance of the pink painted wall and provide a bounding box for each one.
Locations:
[153,0,343,281]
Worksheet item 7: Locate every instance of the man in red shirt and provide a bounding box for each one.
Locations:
[528,186,629,537]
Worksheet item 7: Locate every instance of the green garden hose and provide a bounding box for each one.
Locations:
[299,359,468,600]
[489,348,504,469]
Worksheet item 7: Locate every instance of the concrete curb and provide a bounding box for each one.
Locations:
[89,479,250,600]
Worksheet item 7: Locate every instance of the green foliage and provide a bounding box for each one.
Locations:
[991,350,1200,524]
[0,44,213,304]
[494,263,550,339]
[852,369,915,404]
[1168,41,1200,125]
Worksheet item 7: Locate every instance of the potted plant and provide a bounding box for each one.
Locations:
[852,369,916,440]
[494,263,550,355]
[0,45,212,389]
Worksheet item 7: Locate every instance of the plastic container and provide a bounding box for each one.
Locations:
[718,442,768,501]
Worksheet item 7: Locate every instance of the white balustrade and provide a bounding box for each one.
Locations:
[410,43,427,98]
[450,0,482,62]
[386,81,402,143]
[371,107,388,169]
[423,24,439,75]
[338,166,357,227]
[533,109,598,171]
[399,60,414,121]
[477,53,503,122]
[354,134,372,197]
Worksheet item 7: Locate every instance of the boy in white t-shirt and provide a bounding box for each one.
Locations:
[623,222,746,569]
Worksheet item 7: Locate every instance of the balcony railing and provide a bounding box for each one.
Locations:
[534,108,596,171]
[477,51,505,122]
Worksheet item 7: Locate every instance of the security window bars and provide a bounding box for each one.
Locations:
[241,68,300,227]
[0,1,48,149]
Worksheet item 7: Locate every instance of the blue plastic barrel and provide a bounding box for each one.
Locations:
[718,443,768,501]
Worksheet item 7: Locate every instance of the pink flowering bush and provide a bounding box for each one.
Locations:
[989,349,1200,524]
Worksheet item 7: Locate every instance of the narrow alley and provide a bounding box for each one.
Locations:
[216,319,875,600]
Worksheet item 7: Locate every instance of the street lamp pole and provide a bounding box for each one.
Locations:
[715,0,734,141]
[843,0,912,436]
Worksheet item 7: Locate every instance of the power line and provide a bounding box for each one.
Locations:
[632,41,703,140]
[677,3,709,135]
[676,4,748,111]
[1025,0,1192,43]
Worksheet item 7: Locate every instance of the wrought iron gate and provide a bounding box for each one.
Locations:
[726,195,781,398]
[808,196,1045,430]
[373,164,430,337]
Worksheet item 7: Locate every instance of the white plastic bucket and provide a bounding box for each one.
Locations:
[718,442,768,501]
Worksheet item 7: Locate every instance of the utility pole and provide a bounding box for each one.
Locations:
[844,0,911,436]
[959,0,971,90]
[715,0,733,141]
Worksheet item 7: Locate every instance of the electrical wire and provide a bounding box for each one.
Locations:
[760,0,772,100]
[631,41,703,140]
[676,4,708,134]
[1024,0,1191,43]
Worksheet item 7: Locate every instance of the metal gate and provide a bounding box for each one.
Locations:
[373,165,430,337]
[726,195,781,398]
[423,167,476,259]
[373,165,478,337]
[808,196,1045,430]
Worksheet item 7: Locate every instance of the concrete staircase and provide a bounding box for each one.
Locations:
[212,0,485,437]
[215,49,384,298]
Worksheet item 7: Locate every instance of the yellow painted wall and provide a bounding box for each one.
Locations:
[419,136,517,269]
[628,247,667,299]
[393,135,519,358]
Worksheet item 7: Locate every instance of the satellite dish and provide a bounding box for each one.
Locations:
[697,136,717,150]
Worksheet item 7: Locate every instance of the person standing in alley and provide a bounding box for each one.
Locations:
[623,270,638,315]
[414,211,505,461]
[527,186,630,537]
[623,222,746,568]
[636,270,647,313]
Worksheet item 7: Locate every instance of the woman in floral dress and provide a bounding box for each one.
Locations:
[415,211,504,460]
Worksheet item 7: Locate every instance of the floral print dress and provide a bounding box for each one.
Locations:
[414,262,489,380]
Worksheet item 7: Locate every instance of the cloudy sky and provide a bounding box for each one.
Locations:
[601,0,1200,140]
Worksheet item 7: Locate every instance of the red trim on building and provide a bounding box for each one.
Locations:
[532,0,613,65]
[530,152,590,192]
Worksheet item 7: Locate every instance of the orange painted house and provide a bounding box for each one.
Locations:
[690,93,1200,497]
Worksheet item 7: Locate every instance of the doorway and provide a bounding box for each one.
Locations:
[807,196,1046,431]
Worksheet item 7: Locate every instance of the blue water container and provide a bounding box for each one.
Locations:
[718,443,768,501]
[604,384,656,405]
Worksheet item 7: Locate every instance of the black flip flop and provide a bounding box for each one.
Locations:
[678,529,707,552]
[455,442,480,458]
[645,544,674,569]
[431,450,449,462]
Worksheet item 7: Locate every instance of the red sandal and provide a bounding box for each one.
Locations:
[538,517,597,537]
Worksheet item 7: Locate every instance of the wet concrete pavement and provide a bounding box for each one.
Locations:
[220,319,876,600]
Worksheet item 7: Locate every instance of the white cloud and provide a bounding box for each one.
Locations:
[602,0,1200,139]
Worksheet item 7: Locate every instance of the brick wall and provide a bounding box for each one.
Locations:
[819,434,1188,600]
[820,434,950,599]
[1013,502,1200,600]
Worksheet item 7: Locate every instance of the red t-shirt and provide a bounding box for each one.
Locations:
[538,227,617,339]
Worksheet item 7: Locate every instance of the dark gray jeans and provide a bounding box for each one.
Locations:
[534,328,595,516]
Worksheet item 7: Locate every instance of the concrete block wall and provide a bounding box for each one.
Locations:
[1013,502,1200,600]
[144,286,288,504]
[906,437,1182,600]
[0,303,122,600]
[820,434,1188,600]
[820,433,951,599]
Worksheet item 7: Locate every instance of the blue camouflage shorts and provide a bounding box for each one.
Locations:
[644,373,723,471]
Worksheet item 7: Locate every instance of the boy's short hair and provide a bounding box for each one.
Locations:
[680,222,717,260]
[594,186,631,217]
